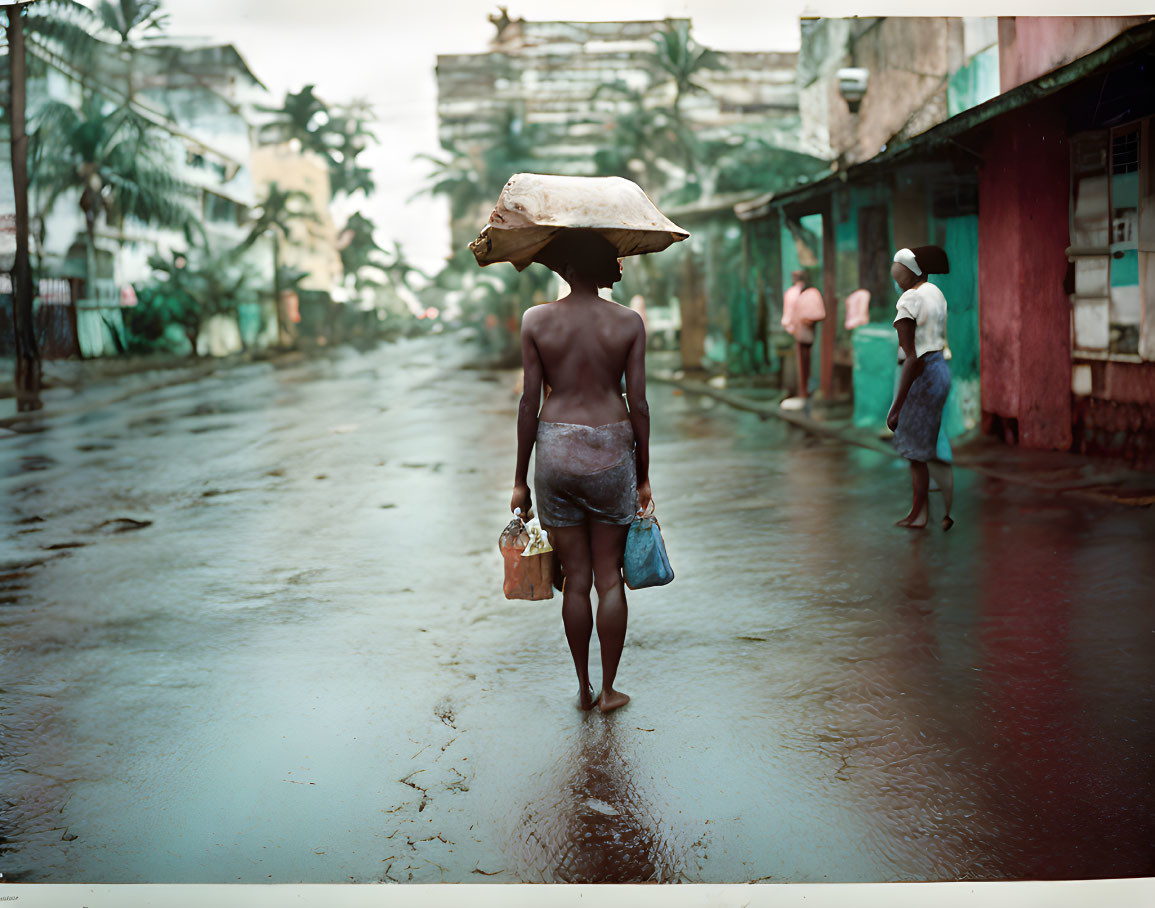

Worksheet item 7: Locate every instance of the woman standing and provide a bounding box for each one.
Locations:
[887,246,955,531]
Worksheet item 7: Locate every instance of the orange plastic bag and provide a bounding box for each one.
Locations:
[499,512,555,601]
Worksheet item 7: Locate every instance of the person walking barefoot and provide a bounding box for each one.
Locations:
[887,246,955,532]
[510,230,653,714]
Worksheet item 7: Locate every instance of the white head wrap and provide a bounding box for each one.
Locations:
[893,248,922,276]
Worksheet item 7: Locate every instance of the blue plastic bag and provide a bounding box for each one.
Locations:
[623,515,674,590]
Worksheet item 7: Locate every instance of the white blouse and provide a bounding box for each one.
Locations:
[893,282,948,358]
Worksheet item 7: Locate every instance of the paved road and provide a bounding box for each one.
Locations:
[1,337,1153,883]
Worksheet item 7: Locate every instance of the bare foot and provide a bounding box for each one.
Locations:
[896,504,928,529]
[942,516,954,532]
[598,688,630,714]
[577,685,595,711]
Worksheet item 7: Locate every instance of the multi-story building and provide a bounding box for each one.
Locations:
[2,32,358,358]
[434,13,802,250]
[250,141,346,337]
[0,39,272,356]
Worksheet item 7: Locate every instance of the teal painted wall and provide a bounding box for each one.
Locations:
[932,213,981,437]
[948,45,1000,117]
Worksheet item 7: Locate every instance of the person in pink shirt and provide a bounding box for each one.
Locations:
[781,269,825,410]
[844,289,871,330]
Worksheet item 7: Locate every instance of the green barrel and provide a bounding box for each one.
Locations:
[852,324,898,429]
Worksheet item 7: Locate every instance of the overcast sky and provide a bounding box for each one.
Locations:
[147,0,1142,273]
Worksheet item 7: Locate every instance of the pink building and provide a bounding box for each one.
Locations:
[978,18,1155,462]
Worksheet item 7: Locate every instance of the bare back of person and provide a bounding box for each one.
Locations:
[528,290,640,427]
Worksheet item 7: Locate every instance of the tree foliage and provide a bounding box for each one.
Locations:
[240,181,315,253]
[30,94,202,246]
[260,86,378,199]
[94,0,169,44]
[649,20,723,113]
[141,243,256,354]
[0,0,108,92]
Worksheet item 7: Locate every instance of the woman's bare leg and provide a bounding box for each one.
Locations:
[547,523,596,710]
[797,341,812,399]
[897,461,929,528]
[928,462,954,531]
[590,521,632,714]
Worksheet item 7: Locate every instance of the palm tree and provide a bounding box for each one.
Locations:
[327,100,377,198]
[30,94,201,306]
[7,0,107,83]
[413,139,485,222]
[260,87,378,201]
[476,108,538,197]
[416,108,543,252]
[592,80,699,196]
[591,24,721,204]
[380,240,429,294]
[650,21,723,116]
[95,0,167,43]
[637,21,724,193]
[94,0,169,101]
[337,211,385,292]
[239,182,315,345]
[258,84,331,153]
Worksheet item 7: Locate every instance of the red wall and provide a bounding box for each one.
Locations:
[978,103,1073,451]
[997,17,1148,93]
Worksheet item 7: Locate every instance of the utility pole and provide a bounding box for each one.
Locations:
[4,1,41,411]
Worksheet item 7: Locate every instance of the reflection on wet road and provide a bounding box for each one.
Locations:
[1,337,1153,883]
[513,719,684,883]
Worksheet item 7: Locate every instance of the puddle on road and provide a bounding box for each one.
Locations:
[510,720,694,883]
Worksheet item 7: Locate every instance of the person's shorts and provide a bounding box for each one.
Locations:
[793,321,815,345]
[535,420,637,527]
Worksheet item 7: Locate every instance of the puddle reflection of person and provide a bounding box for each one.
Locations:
[515,720,676,882]
[510,230,652,714]
[887,246,955,531]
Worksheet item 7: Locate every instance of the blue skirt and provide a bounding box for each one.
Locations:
[895,351,952,464]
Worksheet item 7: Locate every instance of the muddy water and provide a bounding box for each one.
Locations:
[1,337,1153,883]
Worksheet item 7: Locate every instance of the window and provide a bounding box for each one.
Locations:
[204,192,239,224]
[1109,125,1141,354]
[1068,117,1155,361]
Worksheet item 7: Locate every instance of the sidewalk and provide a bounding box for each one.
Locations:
[652,371,1155,508]
[0,349,307,429]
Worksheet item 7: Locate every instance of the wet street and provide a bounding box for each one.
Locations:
[1,336,1153,884]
